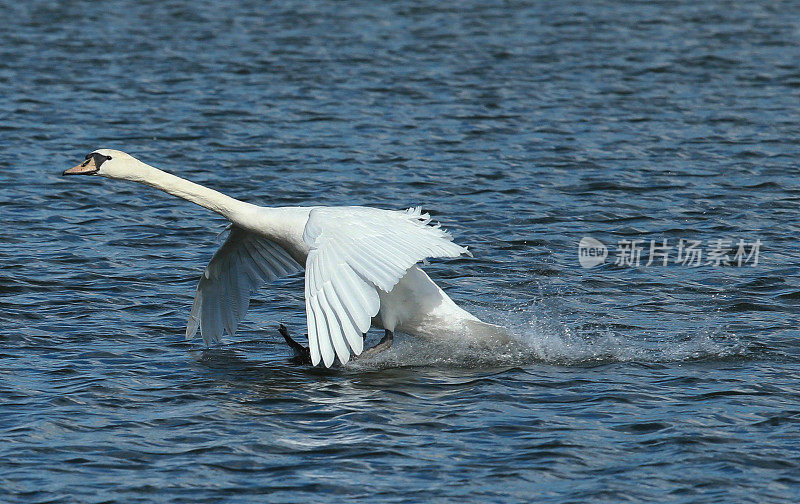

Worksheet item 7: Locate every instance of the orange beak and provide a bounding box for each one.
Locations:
[63,155,100,176]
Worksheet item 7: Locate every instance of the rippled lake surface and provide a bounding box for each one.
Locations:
[2,1,799,502]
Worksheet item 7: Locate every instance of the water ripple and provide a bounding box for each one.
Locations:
[1,0,799,503]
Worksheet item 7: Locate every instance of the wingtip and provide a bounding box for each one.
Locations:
[185,320,198,340]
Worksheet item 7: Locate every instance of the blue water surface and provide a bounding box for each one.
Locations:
[1,1,799,502]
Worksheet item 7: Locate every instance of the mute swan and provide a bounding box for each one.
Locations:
[63,149,509,367]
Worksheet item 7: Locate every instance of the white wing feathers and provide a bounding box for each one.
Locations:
[187,226,301,345]
[302,207,471,367]
[185,207,470,369]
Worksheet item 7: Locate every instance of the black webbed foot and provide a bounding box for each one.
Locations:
[278,324,311,365]
[355,329,394,360]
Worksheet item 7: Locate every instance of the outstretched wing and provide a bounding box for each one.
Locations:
[303,207,471,367]
[187,226,301,345]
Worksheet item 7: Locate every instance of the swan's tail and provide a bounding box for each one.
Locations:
[460,319,512,347]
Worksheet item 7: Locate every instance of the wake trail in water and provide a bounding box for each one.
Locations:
[347,306,756,370]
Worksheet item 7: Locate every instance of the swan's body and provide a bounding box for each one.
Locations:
[64,149,508,367]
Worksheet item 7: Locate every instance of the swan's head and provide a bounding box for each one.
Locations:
[63,149,144,180]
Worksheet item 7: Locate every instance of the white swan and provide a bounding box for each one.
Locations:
[64,149,508,367]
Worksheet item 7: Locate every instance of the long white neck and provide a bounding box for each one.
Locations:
[124,161,259,225]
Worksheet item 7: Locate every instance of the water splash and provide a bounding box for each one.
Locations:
[346,305,755,370]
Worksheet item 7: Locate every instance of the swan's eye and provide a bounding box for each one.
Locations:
[82,153,112,170]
